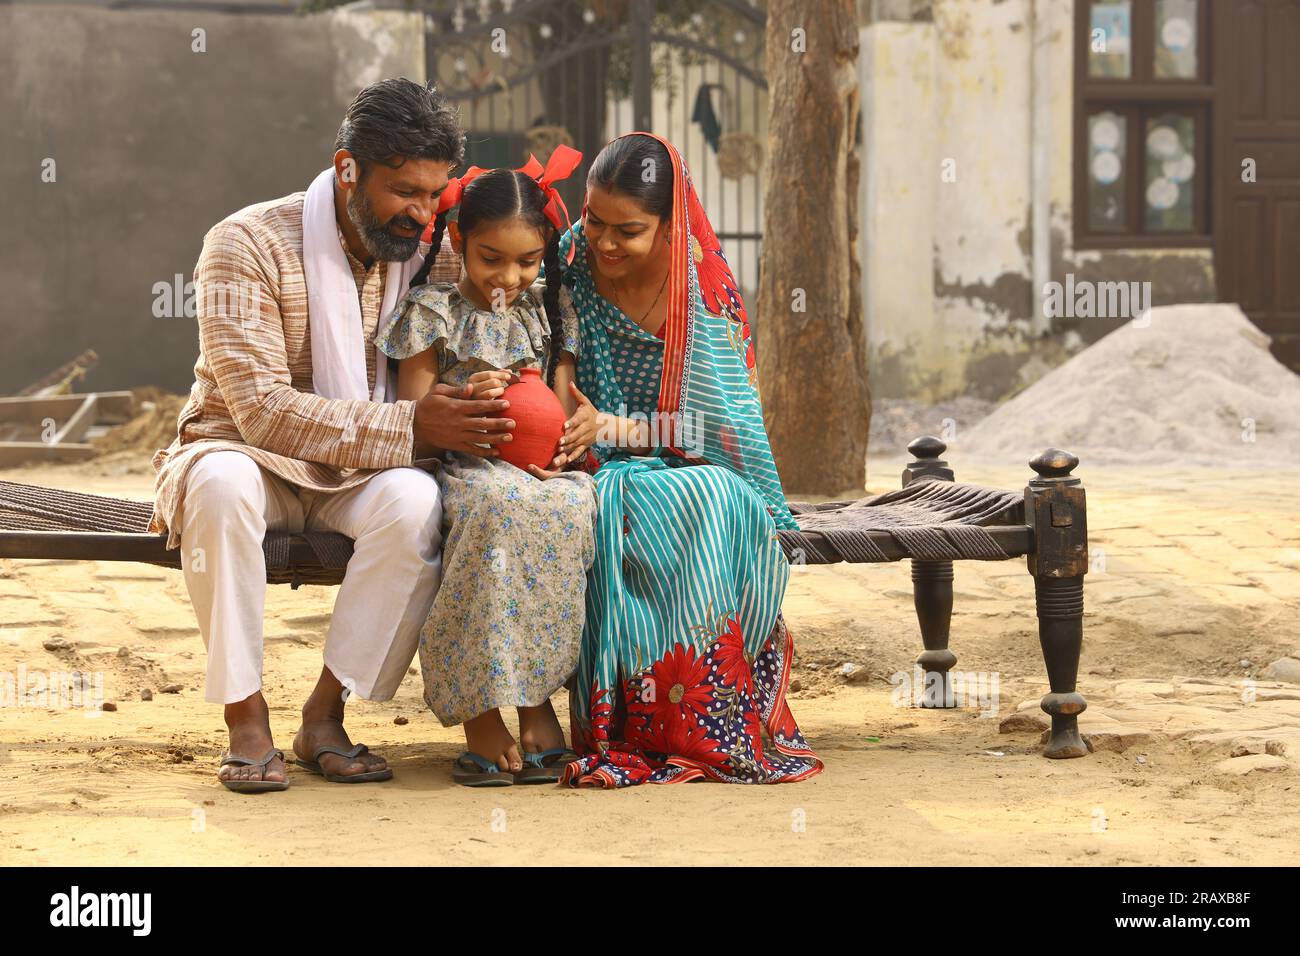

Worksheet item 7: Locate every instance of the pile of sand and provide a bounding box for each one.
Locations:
[954,304,1300,467]
[868,396,995,458]
[87,385,186,473]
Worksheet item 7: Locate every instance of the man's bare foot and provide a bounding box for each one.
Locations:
[517,699,566,755]
[220,691,288,787]
[292,719,390,778]
[292,667,390,779]
[463,708,523,772]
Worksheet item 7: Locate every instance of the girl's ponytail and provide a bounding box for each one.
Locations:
[541,228,565,388]
[409,210,449,288]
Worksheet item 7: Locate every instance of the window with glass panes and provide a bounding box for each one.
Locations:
[1074,0,1212,247]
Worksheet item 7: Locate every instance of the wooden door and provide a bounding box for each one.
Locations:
[1214,0,1300,371]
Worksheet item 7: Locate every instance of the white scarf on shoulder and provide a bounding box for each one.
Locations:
[302,166,426,403]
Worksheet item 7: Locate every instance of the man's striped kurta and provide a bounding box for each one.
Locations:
[148,191,458,550]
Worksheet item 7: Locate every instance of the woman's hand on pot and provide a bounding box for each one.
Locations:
[559,382,599,462]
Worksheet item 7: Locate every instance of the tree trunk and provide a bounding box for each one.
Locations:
[758,0,870,497]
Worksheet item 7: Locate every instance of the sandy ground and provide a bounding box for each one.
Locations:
[1,452,1298,866]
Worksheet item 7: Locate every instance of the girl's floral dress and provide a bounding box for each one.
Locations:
[375,279,597,725]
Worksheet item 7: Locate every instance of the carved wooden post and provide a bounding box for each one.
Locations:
[1026,449,1089,758]
[902,436,956,708]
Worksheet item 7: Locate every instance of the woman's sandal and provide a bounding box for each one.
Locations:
[513,748,579,784]
[295,743,393,783]
[453,751,515,787]
[218,748,290,794]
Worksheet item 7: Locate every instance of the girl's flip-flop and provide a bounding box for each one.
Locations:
[296,743,393,783]
[513,748,579,784]
[218,748,290,794]
[453,751,515,787]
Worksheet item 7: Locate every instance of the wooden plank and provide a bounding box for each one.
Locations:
[16,349,99,397]
[52,394,99,445]
[0,530,173,564]
[0,531,350,577]
[0,391,135,425]
[0,442,99,467]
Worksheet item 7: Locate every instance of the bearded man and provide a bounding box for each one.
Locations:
[149,78,516,792]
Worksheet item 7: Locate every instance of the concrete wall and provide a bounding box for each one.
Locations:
[861,20,940,398]
[861,0,1217,403]
[3,0,1220,404]
[0,3,424,395]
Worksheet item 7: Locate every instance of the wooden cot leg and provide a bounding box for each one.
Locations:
[903,436,957,708]
[1025,449,1090,758]
[1036,576,1087,757]
[912,560,956,707]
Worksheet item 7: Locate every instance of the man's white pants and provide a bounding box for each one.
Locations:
[178,451,443,705]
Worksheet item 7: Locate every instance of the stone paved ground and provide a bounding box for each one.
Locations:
[786,457,1300,773]
[0,456,1296,864]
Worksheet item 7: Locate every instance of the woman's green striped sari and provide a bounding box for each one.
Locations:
[555,138,821,785]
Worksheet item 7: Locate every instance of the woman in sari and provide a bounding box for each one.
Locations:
[553,132,823,786]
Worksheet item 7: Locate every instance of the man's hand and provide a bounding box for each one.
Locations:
[414,383,514,457]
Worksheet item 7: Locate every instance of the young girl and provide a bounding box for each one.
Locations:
[374,149,600,787]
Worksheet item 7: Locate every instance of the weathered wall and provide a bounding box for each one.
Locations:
[860,20,939,397]
[0,4,424,395]
[929,0,1035,401]
[860,0,1217,403]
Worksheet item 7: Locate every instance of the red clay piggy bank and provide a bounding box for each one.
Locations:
[496,367,566,473]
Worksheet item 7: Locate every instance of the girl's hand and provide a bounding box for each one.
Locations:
[527,452,569,481]
[559,382,599,464]
[466,368,519,400]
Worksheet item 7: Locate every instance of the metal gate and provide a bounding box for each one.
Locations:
[418,0,769,300]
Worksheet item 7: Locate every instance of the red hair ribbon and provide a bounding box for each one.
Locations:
[433,165,489,217]
[517,144,582,264]
[426,145,583,264]
[420,165,489,245]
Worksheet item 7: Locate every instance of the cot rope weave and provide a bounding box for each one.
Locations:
[261,529,290,571]
[779,478,1024,565]
[0,479,355,583]
[300,530,354,569]
[0,474,1025,575]
[0,479,154,533]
